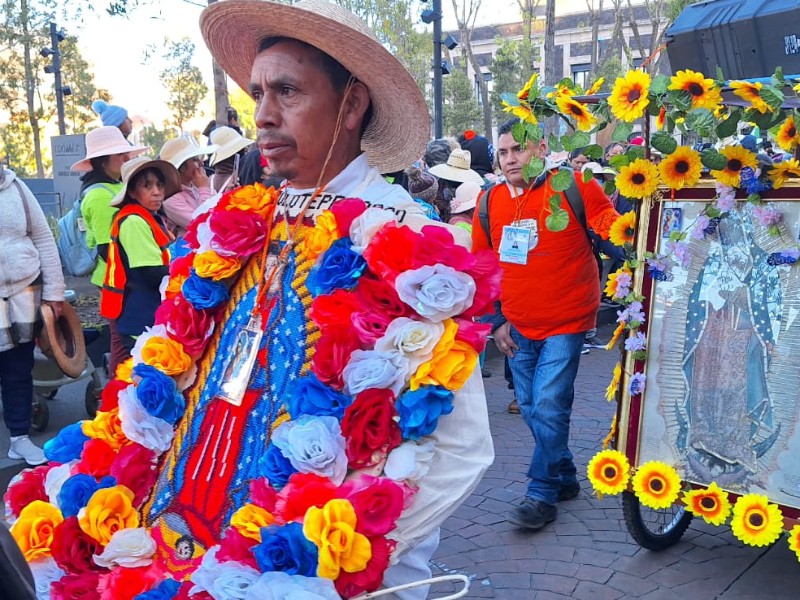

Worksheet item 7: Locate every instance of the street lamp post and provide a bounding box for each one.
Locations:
[42,22,67,135]
[422,0,444,138]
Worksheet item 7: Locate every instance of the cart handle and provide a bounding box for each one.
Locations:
[354,574,470,599]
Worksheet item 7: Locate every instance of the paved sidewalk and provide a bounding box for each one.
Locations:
[429,324,800,599]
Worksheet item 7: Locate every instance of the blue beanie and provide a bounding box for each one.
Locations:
[91,99,128,127]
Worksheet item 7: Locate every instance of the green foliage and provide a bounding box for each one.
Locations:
[561,131,591,152]
[443,68,482,137]
[57,36,109,133]
[228,86,257,139]
[611,122,633,143]
[523,157,544,182]
[160,38,209,131]
[545,194,569,232]
[490,38,536,124]
[700,148,727,170]
[550,169,573,192]
[139,124,177,156]
[651,131,678,155]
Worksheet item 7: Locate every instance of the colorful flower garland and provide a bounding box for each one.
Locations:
[4,184,501,598]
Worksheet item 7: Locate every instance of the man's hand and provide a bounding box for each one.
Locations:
[42,300,64,320]
[493,321,518,358]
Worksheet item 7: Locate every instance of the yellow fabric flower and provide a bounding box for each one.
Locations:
[668,69,722,111]
[556,96,597,131]
[608,70,651,122]
[585,77,605,95]
[410,320,477,391]
[605,323,625,350]
[193,251,242,281]
[658,146,703,190]
[502,101,538,125]
[303,499,372,580]
[10,500,64,561]
[769,158,800,189]
[632,461,682,510]
[730,494,784,547]
[116,358,134,383]
[141,335,192,376]
[164,273,188,300]
[517,73,538,101]
[682,482,731,526]
[82,407,128,450]
[230,504,276,542]
[603,266,633,301]
[730,80,771,113]
[710,145,758,188]
[602,414,618,450]
[788,524,800,561]
[609,211,637,247]
[225,183,278,219]
[302,211,340,261]
[616,159,660,199]
[587,449,630,496]
[605,362,622,401]
[78,485,140,545]
[776,116,800,152]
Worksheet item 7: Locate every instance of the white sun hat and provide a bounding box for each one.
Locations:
[208,126,255,166]
[429,149,484,185]
[71,126,149,172]
[451,181,482,214]
[159,136,218,170]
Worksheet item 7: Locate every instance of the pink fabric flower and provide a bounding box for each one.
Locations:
[453,318,492,353]
[752,204,782,227]
[338,475,408,537]
[330,198,368,236]
[216,528,259,568]
[155,294,216,356]
[249,478,278,512]
[208,207,267,256]
[460,250,502,318]
[109,443,157,506]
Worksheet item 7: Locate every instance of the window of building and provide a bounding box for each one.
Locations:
[475,71,493,106]
[572,63,591,89]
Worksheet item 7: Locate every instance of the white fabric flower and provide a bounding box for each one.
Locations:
[30,558,65,600]
[349,207,397,253]
[384,440,437,483]
[374,317,444,372]
[271,415,348,485]
[342,349,410,397]
[130,324,168,366]
[245,571,340,600]
[118,385,175,454]
[191,547,260,600]
[395,264,476,322]
[158,274,171,302]
[44,462,74,508]
[93,528,156,568]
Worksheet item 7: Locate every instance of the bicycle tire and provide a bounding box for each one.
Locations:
[622,490,692,551]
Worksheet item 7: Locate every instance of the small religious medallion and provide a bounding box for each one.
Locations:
[218,314,263,406]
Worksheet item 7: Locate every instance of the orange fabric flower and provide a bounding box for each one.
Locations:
[78,485,139,546]
[302,211,340,261]
[116,358,134,383]
[225,183,278,219]
[10,500,64,561]
[81,407,129,451]
[193,251,242,281]
[140,335,192,376]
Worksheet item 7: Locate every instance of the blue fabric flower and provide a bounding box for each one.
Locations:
[306,238,367,297]
[43,422,89,463]
[287,374,353,420]
[58,474,116,518]
[182,270,230,310]
[740,167,773,195]
[134,578,181,600]
[133,364,186,425]
[258,443,298,490]
[252,522,319,576]
[396,385,454,440]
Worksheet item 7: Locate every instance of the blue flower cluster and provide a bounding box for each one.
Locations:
[133,364,186,425]
[306,238,367,297]
[58,473,117,518]
[182,270,230,310]
[702,216,721,235]
[258,443,298,489]
[740,167,773,195]
[43,422,90,463]
[767,252,800,266]
[133,578,181,600]
[396,385,454,439]
[287,374,353,420]
[253,523,319,576]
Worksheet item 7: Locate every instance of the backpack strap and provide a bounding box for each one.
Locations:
[477,183,500,248]
[557,167,593,250]
[12,180,32,237]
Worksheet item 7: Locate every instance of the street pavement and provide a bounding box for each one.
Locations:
[2,321,799,598]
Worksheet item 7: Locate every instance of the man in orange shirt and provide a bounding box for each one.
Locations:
[473,118,619,530]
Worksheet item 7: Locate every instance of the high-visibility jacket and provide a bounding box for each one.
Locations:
[100,204,170,319]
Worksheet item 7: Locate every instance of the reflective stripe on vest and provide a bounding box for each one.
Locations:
[100,204,171,319]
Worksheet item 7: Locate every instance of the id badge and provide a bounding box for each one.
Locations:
[499,225,532,265]
[218,315,263,406]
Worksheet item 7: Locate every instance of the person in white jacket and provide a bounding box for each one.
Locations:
[0,165,65,465]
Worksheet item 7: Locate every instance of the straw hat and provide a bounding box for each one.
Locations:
[429,149,484,185]
[109,156,182,207]
[200,0,430,174]
[208,126,254,166]
[159,136,218,169]
[451,181,482,214]
[71,126,149,172]
[39,303,86,379]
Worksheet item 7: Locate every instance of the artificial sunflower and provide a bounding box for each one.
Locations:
[609,211,637,246]
[616,159,660,199]
[656,107,666,130]
[502,100,537,125]
[587,449,630,496]
[668,69,722,111]
[608,70,651,122]
[710,145,758,187]
[776,116,800,152]
[585,77,605,96]
[603,266,633,300]
[730,494,784,547]
[658,146,703,190]
[602,414,617,450]
[605,322,625,350]
[730,80,771,113]
[768,158,800,189]
[632,461,682,510]
[605,362,622,401]
[556,95,597,131]
[517,73,538,101]
[682,482,732,526]
[788,524,800,561]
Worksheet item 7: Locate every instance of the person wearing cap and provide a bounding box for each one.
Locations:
[141,2,493,597]
[159,136,218,237]
[208,125,255,191]
[100,157,179,354]
[449,180,481,233]
[405,165,443,220]
[92,99,133,139]
[458,130,494,177]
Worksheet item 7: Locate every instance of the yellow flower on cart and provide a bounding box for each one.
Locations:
[788,524,800,561]
[608,70,651,122]
[609,211,637,246]
[616,159,660,199]
[668,69,722,111]
[605,362,622,401]
[730,493,783,547]
[587,449,630,496]
[659,146,703,190]
[710,145,758,188]
[632,461,682,510]
[776,116,800,152]
[682,482,731,526]
[769,158,800,189]
[556,96,597,132]
[730,80,771,113]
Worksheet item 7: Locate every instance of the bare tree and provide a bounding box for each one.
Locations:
[543,0,556,86]
[585,0,604,78]
[626,0,670,73]
[450,0,492,139]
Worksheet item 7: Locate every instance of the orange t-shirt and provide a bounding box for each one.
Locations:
[472,171,619,339]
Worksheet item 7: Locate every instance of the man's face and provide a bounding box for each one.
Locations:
[496,132,546,188]
[250,40,346,189]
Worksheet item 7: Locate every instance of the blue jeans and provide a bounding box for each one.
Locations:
[508,327,585,505]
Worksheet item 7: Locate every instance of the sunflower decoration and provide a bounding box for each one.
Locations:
[603,265,633,300]
[631,461,682,510]
[585,77,605,96]
[609,211,637,246]
[616,159,660,199]
[768,158,800,189]
[730,80,772,114]
[788,524,800,561]
[668,69,722,112]
[587,449,631,496]
[682,482,732,526]
[502,100,538,125]
[775,115,800,152]
[605,322,625,350]
[658,146,703,190]
[605,362,622,401]
[730,494,784,547]
[710,145,758,187]
[608,70,651,122]
[556,95,597,132]
[517,73,538,102]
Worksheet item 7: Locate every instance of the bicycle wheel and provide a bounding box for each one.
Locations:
[622,491,692,551]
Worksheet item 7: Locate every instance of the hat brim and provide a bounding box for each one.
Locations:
[110,159,183,207]
[39,303,86,379]
[200,0,430,174]
[210,138,254,166]
[428,163,484,185]
[71,144,149,173]
[451,198,477,214]
[166,144,219,169]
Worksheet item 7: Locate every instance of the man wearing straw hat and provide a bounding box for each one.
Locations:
[143,1,494,597]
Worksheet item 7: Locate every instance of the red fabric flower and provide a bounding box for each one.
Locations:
[51,571,101,600]
[339,475,406,537]
[51,515,107,574]
[169,254,194,279]
[275,473,338,523]
[363,222,418,283]
[341,389,401,470]
[175,581,212,600]
[109,444,157,506]
[353,276,413,321]
[182,212,211,250]
[249,478,278,512]
[77,439,116,478]
[98,564,162,600]
[208,207,267,257]
[4,464,50,518]
[334,536,396,598]
[330,198,368,236]
[453,318,492,353]
[216,527,258,568]
[309,289,363,331]
[311,326,362,390]
[156,294,215,356]
[411,224,476,272]
[460,249,502,318]
[100,379,127,412]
